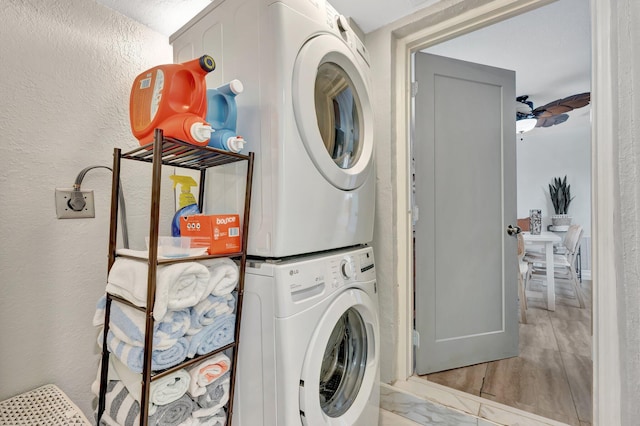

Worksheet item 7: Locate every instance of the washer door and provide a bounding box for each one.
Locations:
[299,288,379,425]
[293,34,374,190]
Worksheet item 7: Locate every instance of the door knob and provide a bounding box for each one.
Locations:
[506,224,522,236]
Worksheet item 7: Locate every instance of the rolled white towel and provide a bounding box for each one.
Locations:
[110,355,191,408]
[106,255,210,320]
[201,258,239,296]
[186,354,231,397]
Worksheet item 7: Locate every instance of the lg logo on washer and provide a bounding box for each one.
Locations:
[289,269,299,276]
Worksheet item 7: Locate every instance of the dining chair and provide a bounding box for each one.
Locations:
[524,224,585,309]
[517,232,529,323]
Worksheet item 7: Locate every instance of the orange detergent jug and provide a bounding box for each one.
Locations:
[129,55,216,147]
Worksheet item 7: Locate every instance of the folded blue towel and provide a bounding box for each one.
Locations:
[187,314,235,358]
[95,296,191,350]
[106,330,189,373]
[187,293,236,336]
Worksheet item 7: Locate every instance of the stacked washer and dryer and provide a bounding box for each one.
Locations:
[171,0,379,424]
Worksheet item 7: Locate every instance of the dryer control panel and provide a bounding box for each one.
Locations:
[324,2,370,65]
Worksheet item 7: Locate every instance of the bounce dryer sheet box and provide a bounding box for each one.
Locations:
[179,214,241,255]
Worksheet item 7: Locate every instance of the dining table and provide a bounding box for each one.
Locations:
[522,231,562,311]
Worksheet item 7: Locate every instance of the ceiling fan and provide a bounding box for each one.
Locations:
[516,92,591,133]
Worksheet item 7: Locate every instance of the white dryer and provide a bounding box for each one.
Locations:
[232,245,380,425]
[171,0,375,258]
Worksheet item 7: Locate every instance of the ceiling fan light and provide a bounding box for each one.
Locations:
[516,118,537,134]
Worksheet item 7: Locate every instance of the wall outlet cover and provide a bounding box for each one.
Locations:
[55,188,95,219]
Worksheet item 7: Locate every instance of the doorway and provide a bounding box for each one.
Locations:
[410,1,592,423]
[376,0,620,424]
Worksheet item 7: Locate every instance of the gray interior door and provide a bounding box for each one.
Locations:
[413,52,518,375]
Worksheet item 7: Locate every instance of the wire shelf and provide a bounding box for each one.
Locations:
[121,137,250,170]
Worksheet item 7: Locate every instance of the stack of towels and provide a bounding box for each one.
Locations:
[94,256,239,373]
[94,353,231,426]
[93,254,239,425]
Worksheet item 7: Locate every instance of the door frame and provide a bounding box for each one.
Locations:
[389,0,620,423]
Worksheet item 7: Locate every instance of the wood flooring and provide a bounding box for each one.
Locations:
[420,278,593,426]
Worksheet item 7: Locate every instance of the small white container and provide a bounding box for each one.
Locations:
[145,236,192,258]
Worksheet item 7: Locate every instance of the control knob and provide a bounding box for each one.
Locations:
[340,258,355,279]
[336,15,349,33]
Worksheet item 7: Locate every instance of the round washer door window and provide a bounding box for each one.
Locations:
[293,34,373,190]
[299,287,379,425]
[319,307,367,417]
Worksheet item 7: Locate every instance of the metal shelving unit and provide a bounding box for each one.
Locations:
[97,129,254,426]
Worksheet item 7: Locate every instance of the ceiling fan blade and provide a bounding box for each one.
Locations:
[536,113,569,128]
[532,92,591,118]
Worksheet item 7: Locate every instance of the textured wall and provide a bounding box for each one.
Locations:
[365,28,397,384]
[0,0,171,416]
[614,0,640,422]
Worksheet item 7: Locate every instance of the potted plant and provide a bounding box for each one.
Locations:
[549,175,575,226]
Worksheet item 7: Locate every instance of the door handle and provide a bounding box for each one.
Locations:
[506,224,522,236]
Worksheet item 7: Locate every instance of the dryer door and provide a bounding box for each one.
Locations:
[299,287,379,425]
[293,34,374,190]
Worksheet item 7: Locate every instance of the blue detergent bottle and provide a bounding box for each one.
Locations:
[206,79,246,152]
[169,175,200,237]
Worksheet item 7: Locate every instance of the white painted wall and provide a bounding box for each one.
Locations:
[516,112,591,233]
[0,0,172,416]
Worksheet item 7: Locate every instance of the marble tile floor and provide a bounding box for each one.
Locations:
[417,279,593,426]
[379,380,570,426]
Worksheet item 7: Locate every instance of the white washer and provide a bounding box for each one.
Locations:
[232,246,380,425]
[171,0,375,258]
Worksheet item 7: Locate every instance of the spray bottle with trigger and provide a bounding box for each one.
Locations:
[169,175,201,237]
[205,79,246,152]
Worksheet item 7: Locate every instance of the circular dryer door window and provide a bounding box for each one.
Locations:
[314,63,362,171]
[299,288,379,425]
[293,34,373,190]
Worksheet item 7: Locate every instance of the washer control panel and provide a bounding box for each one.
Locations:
[328,249,376,290]
[268,246,375,317]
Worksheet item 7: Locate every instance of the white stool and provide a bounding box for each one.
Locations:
[0,384,91,425]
